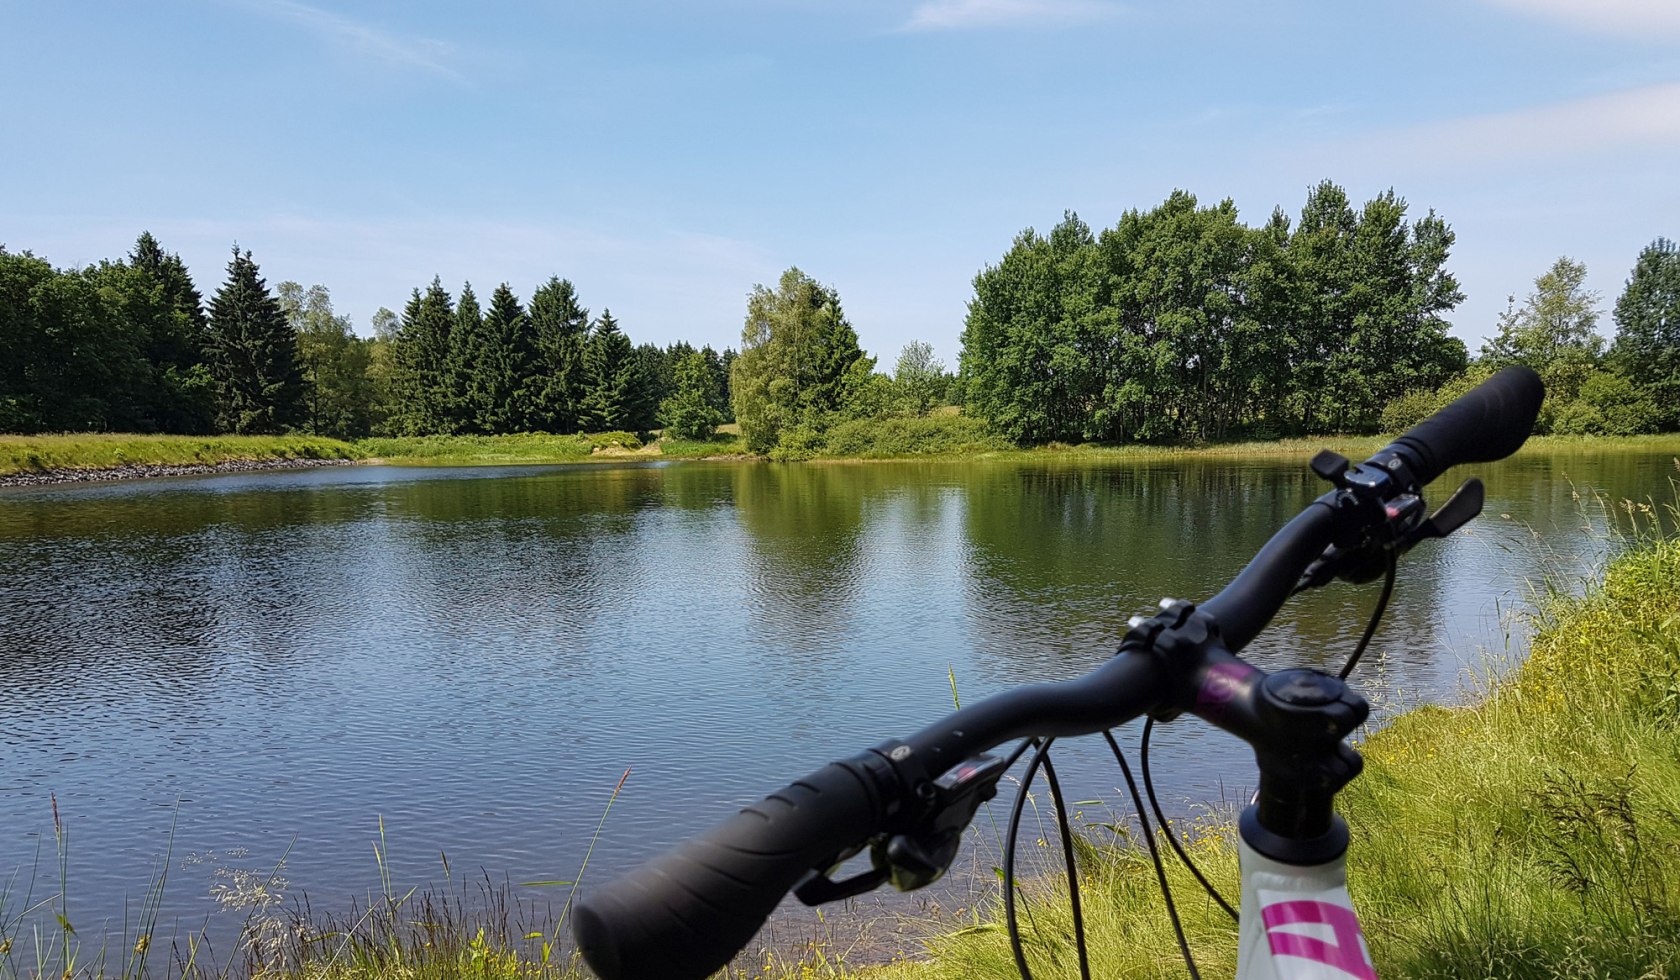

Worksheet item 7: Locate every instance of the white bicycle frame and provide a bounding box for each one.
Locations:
[1233,836,1376,980]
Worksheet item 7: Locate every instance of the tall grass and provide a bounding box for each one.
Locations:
[358,432,645,465]
[0,434,361,477]
[0,773,643,980]
[857,499,1680,980]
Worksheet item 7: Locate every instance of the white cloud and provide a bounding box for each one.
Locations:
[900,0,1121,32]
[240,0,461,79]
[1344,82,1680,168]
[1482,0,1680,38]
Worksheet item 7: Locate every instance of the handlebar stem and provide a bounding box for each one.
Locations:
[1123,602,1370,864]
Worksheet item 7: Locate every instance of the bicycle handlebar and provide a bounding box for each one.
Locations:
[571,754,901,980]
[573,367,1545,980]
[1385,365,1544,487]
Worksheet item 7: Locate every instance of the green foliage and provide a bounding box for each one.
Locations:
[730,268,875,453]
[892,340,947,416]
[659,348,724,440]
[1555,371,1662,436]
[442,282,486,433]
[1,235,217,436]
[1610,237,1680,430]
[1483,256,1604,409]
[961,185,1466,445]
[279,282,375,439]
[1379,362,1495,433]
[1386,250,1677,438]
[118,232,216,433]
[205,247,305,435]
[392,279,457,435]
[471,283,540,433]
[0,433,360,476]
[820,414,1009,457]
[528,276,589,433]
[581,310,649,432]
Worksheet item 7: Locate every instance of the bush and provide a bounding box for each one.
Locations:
[1379,365,1494,434]
[1580,371,1661,436]
[1549,398,1605,435]
[1378,389,1438,433]
[583,431,642,450]
[818,414,1008,458]
[766,422,825,461]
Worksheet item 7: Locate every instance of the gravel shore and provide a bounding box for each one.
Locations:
[0,457,356,488]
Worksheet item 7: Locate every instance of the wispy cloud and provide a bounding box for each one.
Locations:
[899,0,1121,32]
[1482,0,1680,38]
[1325,82,1680,172]
[240,0,461,79]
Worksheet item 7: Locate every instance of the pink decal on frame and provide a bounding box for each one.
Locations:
[1260,900,1376,980]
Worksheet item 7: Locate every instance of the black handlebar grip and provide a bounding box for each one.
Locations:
[1387,365,1544,487]
[573,753,902,980]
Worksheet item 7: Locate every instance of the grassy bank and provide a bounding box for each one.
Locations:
[857,527,1680,980]
[0,433,361,477]
[5,426,1679,478]
[359,431,651,465]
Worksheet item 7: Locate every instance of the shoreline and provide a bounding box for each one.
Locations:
[0,456,357,489]
[4,432,1677,488]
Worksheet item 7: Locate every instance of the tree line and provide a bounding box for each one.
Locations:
[7,194,1676,449]
[1383,246,1679,436]
[0,234,741,441]
[959,182,1470,443]
[380,276,735,439]
[956,182,1679,443]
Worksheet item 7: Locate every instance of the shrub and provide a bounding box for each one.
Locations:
[819,414,1008,458]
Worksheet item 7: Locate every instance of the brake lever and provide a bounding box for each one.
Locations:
[1405,477,1483,544]
[794,752,1010,904]
[874,753,1010,891]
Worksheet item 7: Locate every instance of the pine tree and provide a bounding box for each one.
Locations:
[528,277,589,433]
[92,232,216,433]
[393,278,455,434]
[205,246,304,434]
[581,309,637,431]
[474,282,537,433]
[443,282,485,433]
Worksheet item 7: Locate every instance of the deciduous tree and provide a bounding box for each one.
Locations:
[1610,237,1680,429]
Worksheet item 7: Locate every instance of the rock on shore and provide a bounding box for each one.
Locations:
[0,457,356,488]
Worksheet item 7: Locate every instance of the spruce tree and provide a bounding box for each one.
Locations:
[108,232,214,433]
[393,278,455,434]
[443,282,485,433]
[205,246,304,434]
[475,282,537,433]
[581,309,636,431]
[529,276,589,433]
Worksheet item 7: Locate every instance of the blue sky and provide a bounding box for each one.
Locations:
[4,0,1678,367]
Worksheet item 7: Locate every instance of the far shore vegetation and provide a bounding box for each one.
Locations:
[5,188,1677,466]
[8,425,1680,480]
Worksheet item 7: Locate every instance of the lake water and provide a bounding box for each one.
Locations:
[1,451,1674,951]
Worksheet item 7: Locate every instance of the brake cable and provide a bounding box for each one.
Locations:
[1141,716,1237,922]
[1123,547,1399,978]
[1339,548,1396,680]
